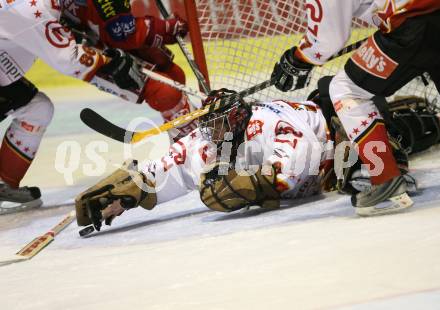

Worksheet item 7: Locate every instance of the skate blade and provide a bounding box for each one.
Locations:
[356,192,414,217]
[0,198,43,215]
[79,225,95,237]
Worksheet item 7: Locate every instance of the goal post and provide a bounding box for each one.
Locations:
[183,0,211,91]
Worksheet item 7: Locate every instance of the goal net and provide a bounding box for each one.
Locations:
[185,0,438,103]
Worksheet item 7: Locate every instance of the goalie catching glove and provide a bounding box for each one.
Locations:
[75,160,157,236]
[200,163,281,212]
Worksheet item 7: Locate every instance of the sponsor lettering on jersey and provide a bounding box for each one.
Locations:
[106,14,136,41]
[93,0,130,20]
[350,36,398,79]
[0,51,23,82]
[254,102,282,114]
[246,120,264,140]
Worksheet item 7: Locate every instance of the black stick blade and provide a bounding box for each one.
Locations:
[80,108,134,143]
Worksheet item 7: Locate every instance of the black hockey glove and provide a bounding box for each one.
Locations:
[99,48,145,91]
[271,46,314,92]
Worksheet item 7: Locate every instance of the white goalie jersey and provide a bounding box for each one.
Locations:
[142,100,333,206]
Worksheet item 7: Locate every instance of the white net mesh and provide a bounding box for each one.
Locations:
[193,0,438,103]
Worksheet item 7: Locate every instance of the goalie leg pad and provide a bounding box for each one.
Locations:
[200,164,280,212]
[75,160,157,228]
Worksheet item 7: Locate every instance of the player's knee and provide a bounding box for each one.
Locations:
[144,76,182,112]
[19,92,54,128]
[163,63,186,85]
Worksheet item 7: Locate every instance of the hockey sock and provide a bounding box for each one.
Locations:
[334,98,400,185]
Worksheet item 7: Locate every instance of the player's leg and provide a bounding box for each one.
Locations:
[0,43,54,212]
[328,14,440,215]
[0,81,54,211]
[143,63,198,142]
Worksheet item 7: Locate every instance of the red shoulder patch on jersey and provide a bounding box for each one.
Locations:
[246,120,264,140]
[350,36,398,79]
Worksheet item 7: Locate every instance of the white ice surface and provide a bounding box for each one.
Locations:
[0,88,440,310]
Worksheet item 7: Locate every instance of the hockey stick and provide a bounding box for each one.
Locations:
[137,37,365,102]
[67,27,209,101]
[141,67,207,100]
[154,0,211,94]
[81,78,272,143]
[0,210,75,267]
[81,38,367,144]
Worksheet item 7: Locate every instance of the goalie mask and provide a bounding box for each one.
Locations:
[199,88,252,145]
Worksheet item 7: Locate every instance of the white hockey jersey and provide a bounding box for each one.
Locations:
[142,100,333,206]
[297,0,440,65]
[0,0,106,84]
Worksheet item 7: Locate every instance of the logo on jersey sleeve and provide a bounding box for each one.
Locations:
[106,15,136,41]
[350,36,398,79]
[45,21,75,48]
[246,120,264,140]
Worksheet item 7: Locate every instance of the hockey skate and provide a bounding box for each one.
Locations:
[0,183,42,215]
[351,175,414,216]
[349,169,418,195]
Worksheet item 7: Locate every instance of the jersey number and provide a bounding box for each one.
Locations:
[305,0,323,37]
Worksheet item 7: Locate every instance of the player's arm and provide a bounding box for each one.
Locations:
[12,16,144,90]
[271,0,357,91]
[99,13,188,50]
[296,0,356,65]
[75,131,202,230]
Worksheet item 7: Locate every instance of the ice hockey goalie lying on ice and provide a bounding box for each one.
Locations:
[75,87,440,235]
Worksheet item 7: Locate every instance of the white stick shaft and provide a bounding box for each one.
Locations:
[141,67,207,100]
